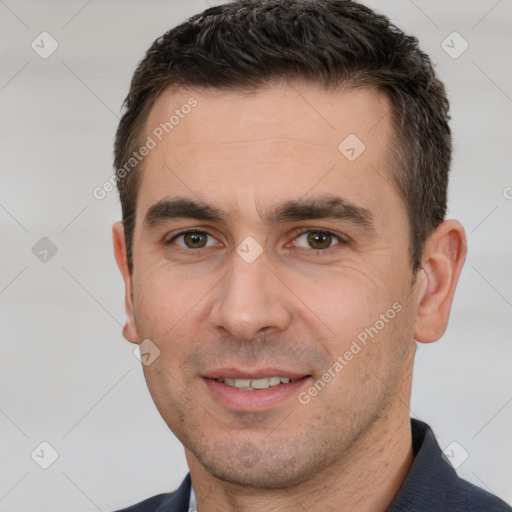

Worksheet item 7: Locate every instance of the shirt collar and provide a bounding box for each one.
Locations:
[387,418,468,511]
[189,486,198,511]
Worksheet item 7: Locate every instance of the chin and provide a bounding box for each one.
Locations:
[190,438,334,490]
[202,461,310,489]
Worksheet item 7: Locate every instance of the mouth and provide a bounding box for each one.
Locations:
[214,376,296,391]
[203,370,312,412]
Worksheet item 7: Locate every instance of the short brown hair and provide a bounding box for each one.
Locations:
[114,0,451,271]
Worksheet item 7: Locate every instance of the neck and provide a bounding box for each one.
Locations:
[187,358,415,512]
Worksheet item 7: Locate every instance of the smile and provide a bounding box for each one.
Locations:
[204,372,312,412]
[215,376,293,390]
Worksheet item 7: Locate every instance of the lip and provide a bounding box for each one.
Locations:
[204,368,308,380]
[202,369,312,412]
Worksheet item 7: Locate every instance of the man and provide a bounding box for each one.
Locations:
[111,1,511,511]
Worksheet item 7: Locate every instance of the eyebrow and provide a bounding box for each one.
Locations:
[144,196,375,232]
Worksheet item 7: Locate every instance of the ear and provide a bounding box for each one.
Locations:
[413,220,467,343]
[112,221,139,344]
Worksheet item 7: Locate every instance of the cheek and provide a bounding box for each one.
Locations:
[132,261,205,333]
[131,263,220,381]
[293,269,398,347]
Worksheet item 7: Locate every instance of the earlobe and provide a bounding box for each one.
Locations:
[112,221,139,344]
[413,220,467,344]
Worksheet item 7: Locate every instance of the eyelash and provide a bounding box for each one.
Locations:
[165,228,348,255]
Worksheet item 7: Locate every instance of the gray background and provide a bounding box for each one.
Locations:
[0,0,511,510]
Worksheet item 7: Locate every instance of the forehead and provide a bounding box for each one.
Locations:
[137,82,401,224]
[144,82,392,153]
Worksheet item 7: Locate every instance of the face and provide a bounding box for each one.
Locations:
[118,83,423,488]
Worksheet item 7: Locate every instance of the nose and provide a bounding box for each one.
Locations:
[209,248,292,341]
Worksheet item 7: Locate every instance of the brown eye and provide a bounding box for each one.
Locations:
[183,232,208,248]
[292,230,344,252]
[168,230,217,249]
[307,231,334,249]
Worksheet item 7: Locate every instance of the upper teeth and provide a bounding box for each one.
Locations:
[216,376,291,390]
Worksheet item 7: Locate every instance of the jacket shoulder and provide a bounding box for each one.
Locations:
[112,474,191,512]
[460,478,512,512]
